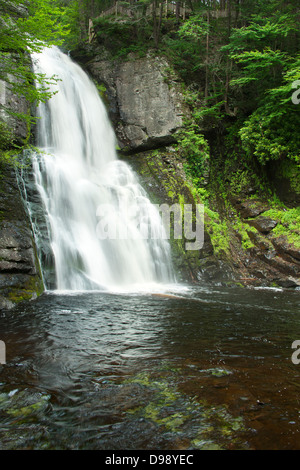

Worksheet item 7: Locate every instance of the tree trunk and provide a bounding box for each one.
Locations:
[158,1,164,43]
[205,10,210,101]
[78,0,87,41]
[153,0,158,48]
[227,0,231,36]
[176,1,180,22]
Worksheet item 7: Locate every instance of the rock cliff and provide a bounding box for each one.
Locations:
[0,1,44,309]
[76,46,299,289]
[0,163,44,310]
[0,40,298,311]
[84,50,187,152]
[0,0,29,147]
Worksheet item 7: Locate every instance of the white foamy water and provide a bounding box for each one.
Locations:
[30,46,174,291]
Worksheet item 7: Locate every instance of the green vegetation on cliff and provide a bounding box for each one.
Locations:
[2,0,299,196]
[0,0,71,154]
[70,1,300,210]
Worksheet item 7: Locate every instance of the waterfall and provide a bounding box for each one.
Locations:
[28,46,174,291]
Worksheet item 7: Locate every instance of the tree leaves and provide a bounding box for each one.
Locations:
[0,0,71,143]
[221,2,300,165]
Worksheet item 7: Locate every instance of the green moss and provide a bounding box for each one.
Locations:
[7,399,48,418]
[205,208,231,257]
[263,206,300,248]
[232,219,256,251]
[125,372,188,433]
[205,368,233,377]
[8,275,44,304]
[141,147,233,260]
[132,149,206,276]
[273,225,300,248]
[124,365,247,449]
[191,439,223,450]
[142,403,188,432]
[276,159,300,195]
[228,168,260,196]
[0,389,51,424]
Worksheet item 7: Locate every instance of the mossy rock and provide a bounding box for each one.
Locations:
[123,364,248,449]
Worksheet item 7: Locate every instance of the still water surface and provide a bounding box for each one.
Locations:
[0,284,300,450]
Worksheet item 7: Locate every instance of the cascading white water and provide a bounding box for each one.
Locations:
[29,46,174,291]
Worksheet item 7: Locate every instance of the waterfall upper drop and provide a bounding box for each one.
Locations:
[29,46,174,291]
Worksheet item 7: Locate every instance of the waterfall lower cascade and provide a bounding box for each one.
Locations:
[29,46,174,291]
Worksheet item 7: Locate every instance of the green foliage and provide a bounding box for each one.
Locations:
[161,34,201,83]
[204,207,231,257]
[0,121,14,151]
[160,1,300,173]
[236,54,300,164]
[192,100,225,128]
[17,0,71,46]
[176,123,210,186]
[263,206,300,248]
[221,5,300,166]
[1,0,299,205]
[0,0,70,54]
[228,169,252,196]
[178,14,209,42]
[230,48,288,92]
[231,218,256,251]
[93,16,152,59]
[0,0,71,148]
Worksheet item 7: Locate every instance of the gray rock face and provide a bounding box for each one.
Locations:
[0,222,36,272]
[247,216,278,234]
[0,2,30,146]
[0,1,28,18]
[0,164,44,309]
[0,77,29,145]
[86,54,186,151]
[18,162,55,290]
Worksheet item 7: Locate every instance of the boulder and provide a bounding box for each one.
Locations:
[237,200,270,219]
[86,53,186,152]
[247,216,278,233]
[272,236,300,262]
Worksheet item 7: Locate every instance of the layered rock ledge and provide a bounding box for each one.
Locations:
[0,164,44,309]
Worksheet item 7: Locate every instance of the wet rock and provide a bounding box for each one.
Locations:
[247,229,274,252]
[0,164,44,308]
[272,236,300,262]
[0,222,38,274]
[247,216,278,234]
[237,200,270,219]
[263,254,299,277]
[0,78,29,145]
[0,295,15,310]
[0,2,31,145]
[275,278,300,288]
